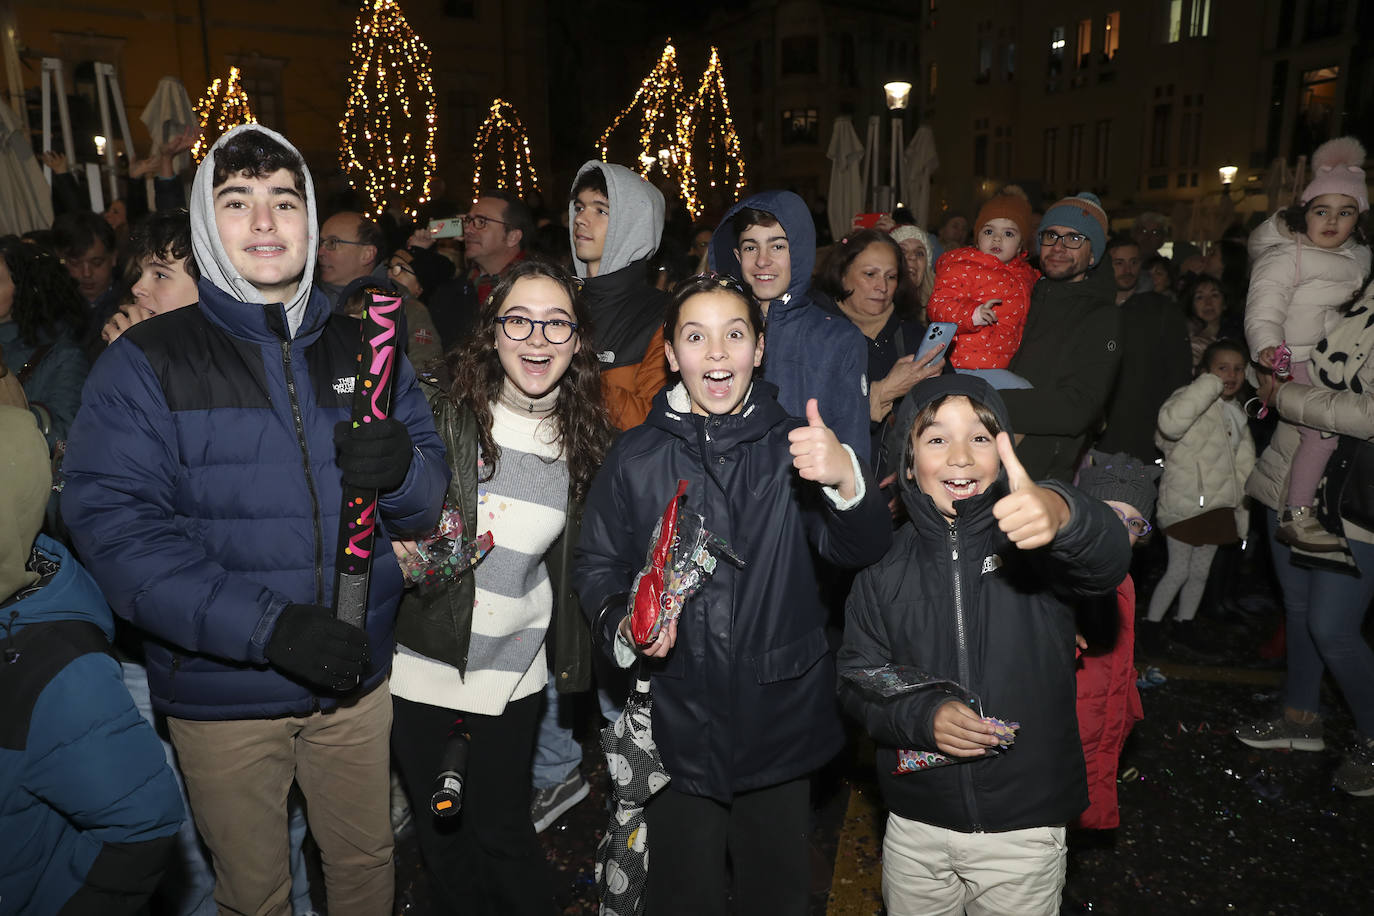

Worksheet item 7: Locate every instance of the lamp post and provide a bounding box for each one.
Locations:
[878,80,912,212]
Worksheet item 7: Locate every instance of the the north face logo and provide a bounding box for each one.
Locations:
[333,377,356,395]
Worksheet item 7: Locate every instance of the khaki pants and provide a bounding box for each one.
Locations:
[882,813,1067,916]
[168,680,394,916]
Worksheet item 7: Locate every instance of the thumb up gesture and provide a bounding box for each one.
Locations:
[788,399,857,501]
[991,432,1070,549]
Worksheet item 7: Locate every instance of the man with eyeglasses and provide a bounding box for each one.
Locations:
[998,192,1123,483]
[440,191,531,347]
[317,211,442,369]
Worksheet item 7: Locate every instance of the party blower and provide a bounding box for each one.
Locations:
[334,288,403,630]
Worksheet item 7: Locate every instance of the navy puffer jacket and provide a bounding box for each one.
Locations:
[574,381,891,801]
[61,279,448,720]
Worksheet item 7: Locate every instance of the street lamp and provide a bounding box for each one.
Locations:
[881,81,912,211]
[1218,165,1238,187]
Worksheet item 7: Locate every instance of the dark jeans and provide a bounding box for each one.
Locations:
[391,692,555,916]
[643,778,810,916]
[1266,509,1374,737]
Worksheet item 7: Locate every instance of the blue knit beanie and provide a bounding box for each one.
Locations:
[1040,192,1109,264]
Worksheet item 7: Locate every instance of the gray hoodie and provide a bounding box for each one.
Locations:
[190,124,320,338]
[567,160,664,279]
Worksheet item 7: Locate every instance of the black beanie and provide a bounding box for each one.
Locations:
[1075,450,1161,521]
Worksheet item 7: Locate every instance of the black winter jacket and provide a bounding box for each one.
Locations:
[1096,290,1194,463]
[837,374,1131,832]
[1000,264,1122,482]
[574,381,891,801]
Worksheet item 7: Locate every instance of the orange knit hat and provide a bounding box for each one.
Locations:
[975,192,1033,244]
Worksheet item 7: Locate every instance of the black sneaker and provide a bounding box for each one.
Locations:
[531,770,589,833]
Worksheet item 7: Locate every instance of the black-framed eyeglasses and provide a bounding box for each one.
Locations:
[1113,505,1153,538]
[319,236,369,252]
[462,214,508,231]
[1039,230,1089,250]
[495,315,578,344]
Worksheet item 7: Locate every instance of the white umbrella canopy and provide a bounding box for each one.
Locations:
[140,76,196,173]
[0,99,53,236]
[903,125,939,228]
[826,115,865,242]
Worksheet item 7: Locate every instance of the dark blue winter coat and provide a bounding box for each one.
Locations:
[0,536,182,916]
[709,190,872,464]
[60,279,448,720]
[574,381,891,801]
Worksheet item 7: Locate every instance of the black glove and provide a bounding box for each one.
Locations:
[335,418,414,491]
[265,604,371,691]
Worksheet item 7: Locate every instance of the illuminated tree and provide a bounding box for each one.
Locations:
[338,0,438,219]
[680,47,748,218]
[191,67,255,163]
[597,40,689,189]
[470,98,541,202]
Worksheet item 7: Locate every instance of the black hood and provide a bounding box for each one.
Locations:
[894,373,1015,523]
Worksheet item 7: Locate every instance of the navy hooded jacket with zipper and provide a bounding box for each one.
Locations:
[709,191,872,465]
[60,126,448,720]
[573,380,891,801]
[1,536,182,916]
[837,374,1130,832]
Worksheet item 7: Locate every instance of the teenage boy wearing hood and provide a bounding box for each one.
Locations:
[998,192,1123,482]
[569,161,670,430]
[709,190,871,464]
[1,407,183,916]
[837,374,1130,915]
[61,125,448,915]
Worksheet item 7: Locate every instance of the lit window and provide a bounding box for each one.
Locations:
[1189,0,1211,37]
[1076,19,1092,68]
[1103,12,1120,60]
[1167,0,1182,43]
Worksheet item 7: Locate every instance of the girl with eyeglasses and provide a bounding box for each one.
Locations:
[387,259,614,914]
[1142,338,1256,649]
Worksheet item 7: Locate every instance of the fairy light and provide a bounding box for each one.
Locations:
[191,66,256,162]
[679,46,748,218]
[597,39,689,190]
[338,0,438,220]
[470,97,541,203]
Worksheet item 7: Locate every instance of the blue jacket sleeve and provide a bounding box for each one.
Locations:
[61,343,294,664]
[826,331,873,467]
[28,339,89,448]
[377,353,448,537]
[26,654,183,843]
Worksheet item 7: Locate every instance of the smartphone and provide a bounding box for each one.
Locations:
[852,212,887,229]
[915,322,956,363]
[428,217,464,239]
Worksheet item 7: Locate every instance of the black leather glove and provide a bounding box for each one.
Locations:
[335,418,414,491]
[265,604,371,691]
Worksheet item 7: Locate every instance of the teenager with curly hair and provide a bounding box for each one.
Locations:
[388,258,615,914]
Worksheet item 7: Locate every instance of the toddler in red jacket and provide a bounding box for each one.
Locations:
[927,189,1040,378]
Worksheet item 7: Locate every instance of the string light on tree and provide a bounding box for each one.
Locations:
[338,0,438,220]
[597,39,689,189]
[679,46,748,218]
[191,67,256,162]
[470,97,541,203]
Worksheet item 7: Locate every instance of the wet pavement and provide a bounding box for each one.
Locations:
[394,553,1374,915]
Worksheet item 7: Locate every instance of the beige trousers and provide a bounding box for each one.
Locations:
[168,680,394,916]
[882,812,1067,916]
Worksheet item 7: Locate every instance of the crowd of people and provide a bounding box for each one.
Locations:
[2,118,1372,916]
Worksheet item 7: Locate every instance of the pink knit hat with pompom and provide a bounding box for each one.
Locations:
[1300,137,1369,212]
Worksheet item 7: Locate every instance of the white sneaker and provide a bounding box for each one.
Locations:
[1276,506,1342,552]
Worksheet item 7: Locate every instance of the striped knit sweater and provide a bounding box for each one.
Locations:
[390,388,568,715]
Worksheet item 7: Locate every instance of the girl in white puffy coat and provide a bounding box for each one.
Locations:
[1245,136,1371,551]
[1145,340,1256,631]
